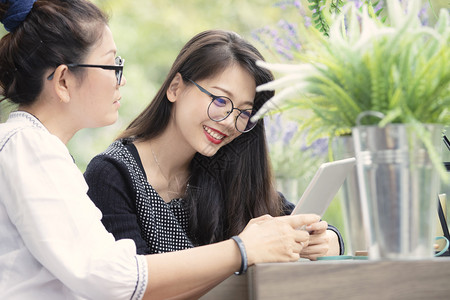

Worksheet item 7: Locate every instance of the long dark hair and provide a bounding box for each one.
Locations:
[0,0,108,105]
[118,30,282,245]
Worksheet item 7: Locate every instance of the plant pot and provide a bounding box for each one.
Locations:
[332,136,368,256]
[352,124,442,260]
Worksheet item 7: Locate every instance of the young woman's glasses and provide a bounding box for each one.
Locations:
[47,56,125,85]
[189,79,258,133]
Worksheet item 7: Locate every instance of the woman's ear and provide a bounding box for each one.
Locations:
[167,72,184,103]
[52,65,71,103]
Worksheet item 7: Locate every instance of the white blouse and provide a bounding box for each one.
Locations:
[0,112,148,300]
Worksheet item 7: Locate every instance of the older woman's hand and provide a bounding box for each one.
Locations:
[238,214,320,265]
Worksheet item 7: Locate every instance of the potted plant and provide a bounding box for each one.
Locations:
[252,0,450,259]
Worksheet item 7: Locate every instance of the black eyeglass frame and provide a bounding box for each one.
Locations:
[188,79,257,133]
[47,56,124,85]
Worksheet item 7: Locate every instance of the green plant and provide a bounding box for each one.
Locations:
[307,0,384,36]
[252,0,450,179]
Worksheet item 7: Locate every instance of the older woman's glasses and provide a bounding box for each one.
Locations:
[47,56,125,85]
[189,79,258,133]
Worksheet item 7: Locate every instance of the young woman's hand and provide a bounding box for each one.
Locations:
[238,214,320,265]
[300,221,340,260]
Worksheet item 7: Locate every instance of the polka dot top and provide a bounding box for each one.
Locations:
[84,139,194,254]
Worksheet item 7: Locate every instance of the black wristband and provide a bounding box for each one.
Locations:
[231,235,248,275]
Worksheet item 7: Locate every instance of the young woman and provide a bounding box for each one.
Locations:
[84,29,344,260]
[0,1,320,299]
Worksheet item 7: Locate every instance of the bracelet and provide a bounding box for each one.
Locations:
[231,235,248,275]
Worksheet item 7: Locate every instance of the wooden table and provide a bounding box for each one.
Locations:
[200,258,450,299]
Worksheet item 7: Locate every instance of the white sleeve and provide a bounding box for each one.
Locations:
[0,128,148,300]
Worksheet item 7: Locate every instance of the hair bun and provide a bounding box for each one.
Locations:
[1,0,36,32]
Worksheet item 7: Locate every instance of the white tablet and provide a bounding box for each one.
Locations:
[290,157,356,216]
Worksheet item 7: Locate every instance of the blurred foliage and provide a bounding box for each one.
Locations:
[1,0,447,167]
[0,0,447,244]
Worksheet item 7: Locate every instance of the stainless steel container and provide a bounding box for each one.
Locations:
[352,124,442,260]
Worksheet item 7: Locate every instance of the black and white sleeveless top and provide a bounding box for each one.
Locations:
[86,139,193,254]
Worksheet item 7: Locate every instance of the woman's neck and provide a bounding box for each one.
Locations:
[18,104,77,145]
[134,134,194,202]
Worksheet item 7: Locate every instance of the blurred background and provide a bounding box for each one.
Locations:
[1,0,448,250]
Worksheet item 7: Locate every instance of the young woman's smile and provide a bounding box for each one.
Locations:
[203,125,228,144]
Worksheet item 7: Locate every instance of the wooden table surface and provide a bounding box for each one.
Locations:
[200,257,450,299]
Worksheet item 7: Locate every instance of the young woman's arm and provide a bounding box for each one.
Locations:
[300,220,341,260]
[85,154,151,254]
[280,192,345,256]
